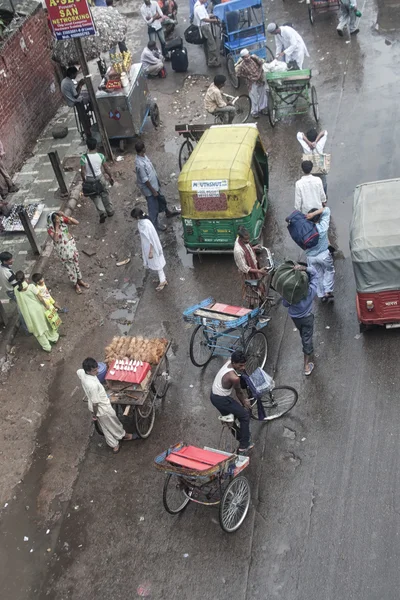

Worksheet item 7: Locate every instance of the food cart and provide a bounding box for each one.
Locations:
[96,59,160,150]
[96,336,171,439]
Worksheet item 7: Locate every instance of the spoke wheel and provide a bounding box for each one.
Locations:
[151,355,170,399]
[163,474,191,514]
[189,324,215,367]
[218,423,238,454]
[134,395,155,438]
[150,103,160,128]
[267,92,276,127]
[227,55,240,89]
[219,476,251,533]
[232,95,251,123]
[178,139,194,170]
[308,5,314,25]
[245,330,268,374]
[251,386,298,421]
[311,85,319,121]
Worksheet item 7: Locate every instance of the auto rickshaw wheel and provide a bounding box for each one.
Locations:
[267,92,277,127]
[226,55,240,89]
[150,103,160,128]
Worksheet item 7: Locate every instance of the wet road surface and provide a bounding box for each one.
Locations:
[1,0,400,598]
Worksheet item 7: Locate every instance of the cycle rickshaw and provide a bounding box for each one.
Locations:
[265,68,319,127]
[213,0,274,89]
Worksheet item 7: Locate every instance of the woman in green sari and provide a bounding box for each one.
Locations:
[14,271,59,352]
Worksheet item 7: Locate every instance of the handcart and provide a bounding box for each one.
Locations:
[155,442,251,533]
[306,0,340,25]
[98,339,171,439]
[183,298,270,370]
[265,69,319,127]
[96,63,160,151]
[213,0,274,89]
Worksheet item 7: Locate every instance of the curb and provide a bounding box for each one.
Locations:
[0,179,81,367]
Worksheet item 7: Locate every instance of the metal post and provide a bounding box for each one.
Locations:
[17,208,41,255]
[48,151,69,197]
[73,37,114,162]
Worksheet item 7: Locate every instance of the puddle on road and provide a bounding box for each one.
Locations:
[106,282,139,334]
[177,242,194,269]
[106,283,137,301]
[109,307,136,335]
[164,139,180,155]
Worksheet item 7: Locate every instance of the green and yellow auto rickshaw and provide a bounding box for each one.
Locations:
[178,124,269,253]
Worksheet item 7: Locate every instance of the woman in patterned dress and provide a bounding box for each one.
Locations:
[47,212,89,294]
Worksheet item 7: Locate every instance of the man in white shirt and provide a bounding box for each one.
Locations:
[77,358,135,454]
[194,0,220,67]
[141,0,167,58]
[267,23,309,69]
[295,160,326,214]
[297,128,328,195]
[141,40,164,76]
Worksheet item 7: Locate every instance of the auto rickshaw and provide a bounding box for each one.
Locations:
[350,178,400,332]
[178,124,269,253]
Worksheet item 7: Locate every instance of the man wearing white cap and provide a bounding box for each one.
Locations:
[235,49,268,118]
[266,23,309,70]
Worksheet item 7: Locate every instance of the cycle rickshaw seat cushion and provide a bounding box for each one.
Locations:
[166,445,227,471]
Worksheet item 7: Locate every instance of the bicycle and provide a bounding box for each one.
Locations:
[213,92,252,125]
[243,246,275,310]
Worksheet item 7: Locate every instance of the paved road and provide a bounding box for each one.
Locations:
[2,0,400,598]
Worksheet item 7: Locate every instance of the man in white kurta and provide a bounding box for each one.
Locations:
[132,208,168,290]
[267,23,309,69]
[77,358,131,452]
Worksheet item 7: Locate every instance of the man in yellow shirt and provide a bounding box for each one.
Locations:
[204,75,235,123]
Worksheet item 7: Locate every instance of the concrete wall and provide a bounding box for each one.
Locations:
[0,4,62,172]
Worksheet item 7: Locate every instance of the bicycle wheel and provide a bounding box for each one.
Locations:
[232,94,251,124]
[163,474,191,514]
[227,54,240,89]
[134,395,156,438]
[151,355,170,399]
[311,85,319,122]
[150,103,160,128]
[218,423,238,454]
[244,330,268,374]
[178,139,194,170]
[219,476,251,533]
[251,386,298,421]
[189,324,215,367]
[267,91,277,127]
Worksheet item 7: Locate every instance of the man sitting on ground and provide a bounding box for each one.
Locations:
[210,350,254,454]
[140,40,165,77]
[204,74,236,123]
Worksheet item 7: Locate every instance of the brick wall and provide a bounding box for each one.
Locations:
[0,6,62,173]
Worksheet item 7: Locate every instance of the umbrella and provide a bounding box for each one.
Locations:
[52,6,128,66]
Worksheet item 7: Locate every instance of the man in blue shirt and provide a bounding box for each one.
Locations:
[282,265,318,376]
[305,207,335,303]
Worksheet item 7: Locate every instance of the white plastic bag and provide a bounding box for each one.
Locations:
[263,59,288,74]
[249,367,275,394]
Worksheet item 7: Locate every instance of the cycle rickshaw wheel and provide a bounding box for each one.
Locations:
[150,103,160,128]
[189,324,215,367]
[163,474,191,514]
[266,45,275,62]
[219,476,251,533]
[267,92,277,127]
[232,94,251,124]
[308,5,315,24]
[245,330,268,373]
[226,55,240,89]
[178,139,194,170]
[251,386,298,421]
[311,85,319,122]
[151,355,170,399]
[134,394,156,438]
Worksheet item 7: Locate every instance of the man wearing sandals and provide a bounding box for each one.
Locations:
[210,350,254,453]
[77,358,135,454]
[281,265,318,376]
[305,207,335,303]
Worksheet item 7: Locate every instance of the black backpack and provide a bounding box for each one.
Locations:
[184,24,205,45]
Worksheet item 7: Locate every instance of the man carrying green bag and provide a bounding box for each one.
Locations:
[272,261,318,376]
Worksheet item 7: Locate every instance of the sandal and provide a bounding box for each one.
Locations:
[304,362,315,376]
[78,281,90,289]
[75,284,82,295]
[156,281,168,291]
[123,433,140,441]
[113,444,120,454]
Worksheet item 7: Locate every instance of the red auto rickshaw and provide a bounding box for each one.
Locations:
[350,178,400,333]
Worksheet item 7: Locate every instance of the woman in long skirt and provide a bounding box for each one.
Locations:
[14,271,59,352]
[131,207,167,291]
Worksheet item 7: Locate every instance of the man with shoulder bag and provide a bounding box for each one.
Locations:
[80,138,115,224]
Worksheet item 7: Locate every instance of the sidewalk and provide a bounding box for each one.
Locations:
[0,105,84,326]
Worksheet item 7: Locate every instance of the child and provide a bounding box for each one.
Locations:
[31,273,61,311]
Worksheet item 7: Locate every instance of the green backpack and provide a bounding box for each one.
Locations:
[272,260,309,305]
